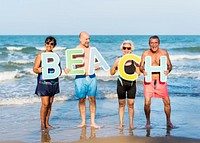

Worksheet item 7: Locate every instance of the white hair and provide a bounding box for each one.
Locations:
[120,40,134,51]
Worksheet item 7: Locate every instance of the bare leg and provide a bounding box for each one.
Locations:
[78,98,86,127]
[144,97,151,128]
[46,96,54,129]
[88,96,99,128]
[162,97,174,128]
[40,96,50,130]
[127,99,134,130]
[118,99,126,129]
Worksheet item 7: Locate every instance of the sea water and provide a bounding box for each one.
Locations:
[0,35,200,142]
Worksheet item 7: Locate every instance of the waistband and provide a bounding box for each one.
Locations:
[75,74,96,79]
[39,80,58,85]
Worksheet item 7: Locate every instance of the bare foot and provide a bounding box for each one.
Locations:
[167,122,174,128]
[145,124,151,129]
[129,124,134,130]
[46,125,55,130]
[116,124,124,129]
[90,123,100,129]
[145,120,151,128]
[41,125,47,131]
[78,123,86,128]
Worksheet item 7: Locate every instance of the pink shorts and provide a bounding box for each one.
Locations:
[143,79,169,98]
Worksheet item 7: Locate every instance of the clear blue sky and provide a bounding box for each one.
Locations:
[0,0,200,35]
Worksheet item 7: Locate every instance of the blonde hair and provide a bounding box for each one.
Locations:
[120,40,134,51]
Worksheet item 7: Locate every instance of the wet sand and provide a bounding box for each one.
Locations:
[69,136,200,143]
[1,136,200,143]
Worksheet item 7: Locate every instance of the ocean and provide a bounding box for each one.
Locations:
[0,35,200,142]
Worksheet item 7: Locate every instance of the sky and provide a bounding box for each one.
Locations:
[0,0,200,35]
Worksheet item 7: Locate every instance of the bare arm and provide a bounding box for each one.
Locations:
[164,51,172,75]
[33,53,42,74]
[134,62,141,76]
[139,51,147,76]
[110,58,120,75]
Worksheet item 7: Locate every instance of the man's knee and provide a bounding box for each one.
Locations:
[163,98,171,107]
[79,98,86,104]
[144,99,151,107]
[88,96,96,103]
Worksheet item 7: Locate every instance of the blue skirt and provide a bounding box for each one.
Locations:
[35,82,60,96]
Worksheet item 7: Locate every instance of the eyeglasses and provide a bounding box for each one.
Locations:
[46,42,54,46]
[122,47,131,50]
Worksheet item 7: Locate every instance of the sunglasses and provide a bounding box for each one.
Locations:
[46,42,54,46]
[122,47,131,50]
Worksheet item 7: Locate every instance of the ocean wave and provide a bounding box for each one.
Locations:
[171,46,200,52]
[0,93,117,106]
[0,60,33,70]
[36,46,66,51]
[8,60,33,64]
[96,70,118,81]
[170,55,200,60]
[0,96,41,106]
[0,70,21,81]
[1,46,66,52]
[171,71,200,79]
[97,93,118,99]
[0,68,140,82]
[0,95,72,106]
[1,46,36,52]
[6,46,25,51]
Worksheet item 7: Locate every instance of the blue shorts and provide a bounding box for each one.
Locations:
[75,74,97,99]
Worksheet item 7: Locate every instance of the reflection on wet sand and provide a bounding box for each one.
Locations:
[145,127,171,137]
[80,126,97,140]
[41,130,51,143]
[119,127,134,136]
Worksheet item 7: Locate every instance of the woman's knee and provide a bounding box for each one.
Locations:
[119,99,125,107]
[42,102,49,108]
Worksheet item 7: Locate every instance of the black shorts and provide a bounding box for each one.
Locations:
[117,79,136,99]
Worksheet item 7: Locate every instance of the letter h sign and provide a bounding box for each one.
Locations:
[144,56,167,82]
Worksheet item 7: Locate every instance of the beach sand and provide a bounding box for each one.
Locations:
[1,136,200,143]
[69,136,200,143]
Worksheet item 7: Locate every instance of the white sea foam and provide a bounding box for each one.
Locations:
[96,70,118,81]
[35,47,45,51]
[8,60,33,64]
[171,71,200,76]
[23,68,36,75]
[36,46,66,51]
[170,55,200,60]
[102,93,117,99]
[0,71,19,81]
[0,96,41,106]
[6,46,24,51]
[170,71,200,81]
[0,95,71,106]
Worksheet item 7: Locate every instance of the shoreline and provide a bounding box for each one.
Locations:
[1,136,200,143]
